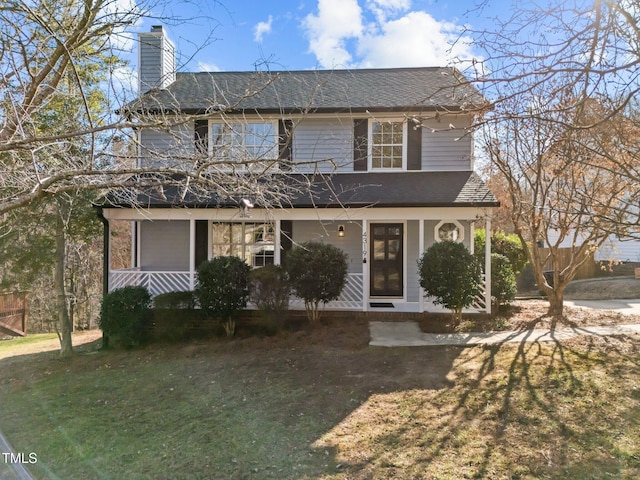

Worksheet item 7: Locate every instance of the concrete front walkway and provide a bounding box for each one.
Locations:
[370,298,640,347]
[369,321,640,347]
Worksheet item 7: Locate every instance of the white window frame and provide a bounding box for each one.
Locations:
[368,118,407,171]
[211,222,275,268]
[209,120,278,166]
[434,220,465,243]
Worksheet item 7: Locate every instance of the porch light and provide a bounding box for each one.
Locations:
[239,198,253,218]
[338,225,345,237]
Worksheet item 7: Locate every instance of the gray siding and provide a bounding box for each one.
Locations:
[139,124,193,168]
[291,220,362,274]
[139,29,175,92]
[421,116,473,171]
[140,220,189,271]
[292,118,353,173]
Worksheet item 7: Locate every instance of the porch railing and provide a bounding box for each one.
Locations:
[289,272,364,311]
[110,269,193,297]
[108,270,489,313]
[471,274,487,311]
[110,270,365,310]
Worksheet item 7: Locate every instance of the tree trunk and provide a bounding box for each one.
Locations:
[55,207,73,357]
[547,289,564,317]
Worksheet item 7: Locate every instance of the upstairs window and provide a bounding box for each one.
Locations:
[210,122,277,162]
[369,120,406,170]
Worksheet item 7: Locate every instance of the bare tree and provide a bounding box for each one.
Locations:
[460,0,640,315]
[481,78,638,315]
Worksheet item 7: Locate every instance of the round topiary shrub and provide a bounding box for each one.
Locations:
[285,241,348,324]
[418,241,481,323]
[195,256,251,337]
[99,286,151,347]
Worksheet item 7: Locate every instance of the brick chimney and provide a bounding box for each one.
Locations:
[138,25,176,93]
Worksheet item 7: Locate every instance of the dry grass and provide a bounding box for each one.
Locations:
[0,304,639,479]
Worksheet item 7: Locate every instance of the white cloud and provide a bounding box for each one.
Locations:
[302,0,477,68]
[357,11,475,67]
[197,61,221,72]
[254,15,273,43]
[302,0,364,67]
[366,0,411,23]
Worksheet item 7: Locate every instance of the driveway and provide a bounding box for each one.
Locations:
[564,298,640,316]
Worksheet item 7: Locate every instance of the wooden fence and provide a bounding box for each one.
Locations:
[539,248,597,280]
[0,292,28,337]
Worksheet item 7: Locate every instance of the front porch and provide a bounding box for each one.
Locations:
[101,206,493,314]
[108,269,488,313]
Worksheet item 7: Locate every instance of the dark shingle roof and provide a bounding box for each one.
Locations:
[102,171,498,209]
[130,67,485,114]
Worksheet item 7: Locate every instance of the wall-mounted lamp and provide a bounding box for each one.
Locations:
[239,198,254,218]
[338,225,345,237]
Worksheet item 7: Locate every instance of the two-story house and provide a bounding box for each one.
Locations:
[98,26,499,314]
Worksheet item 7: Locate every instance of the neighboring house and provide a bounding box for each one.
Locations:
[98,26,499,314]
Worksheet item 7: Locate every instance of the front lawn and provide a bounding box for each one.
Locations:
[0,318,638,479]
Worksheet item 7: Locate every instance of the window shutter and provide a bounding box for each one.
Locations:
[280,220,293,263]
[194,119,208,155]
[353,119,368,171]
[278,119,293,170]
[407,121,422,170]
[195,220,208,267]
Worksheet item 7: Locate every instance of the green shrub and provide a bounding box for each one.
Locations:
[285,241,348,324]
[249,265,291,333]
[153,291,196,309]
[475,229,528,274]
[491,253,517,312]
[99,286,151,347]
[418,241,481,323]
[195,256,251,337]
[249,265,290,311]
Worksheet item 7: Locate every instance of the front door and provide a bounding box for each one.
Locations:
[370,223,403,297]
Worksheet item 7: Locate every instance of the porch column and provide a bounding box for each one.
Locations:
[419,219,425,313]
[135,221,141,268]
[485,217,492,314]
[274,219,281,265]
[362,219,368,312]
[189,218,196,290]
[131,221,137,268]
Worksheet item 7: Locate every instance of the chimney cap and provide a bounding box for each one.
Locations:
[151,25,164,33]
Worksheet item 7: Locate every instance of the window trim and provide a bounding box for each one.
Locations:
[367,118,408,171]
[208,120,279,164]
[434,220,465,243]
[211,222,275,268]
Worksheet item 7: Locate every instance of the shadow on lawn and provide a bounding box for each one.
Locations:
[311,314,640,479]
[1,318,639,479]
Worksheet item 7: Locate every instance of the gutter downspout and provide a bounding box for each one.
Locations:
[96,207,110,349]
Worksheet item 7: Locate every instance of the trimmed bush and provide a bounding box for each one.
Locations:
[153,290,196,309]
[249,264,290,311]
[99,286,151,347]
[249,265,291,334]
[195,256,251,337]
[491,253,517,312]
[285,241,348,324]
[418,241,481,323]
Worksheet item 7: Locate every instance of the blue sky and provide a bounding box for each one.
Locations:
[132,0,513,72]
